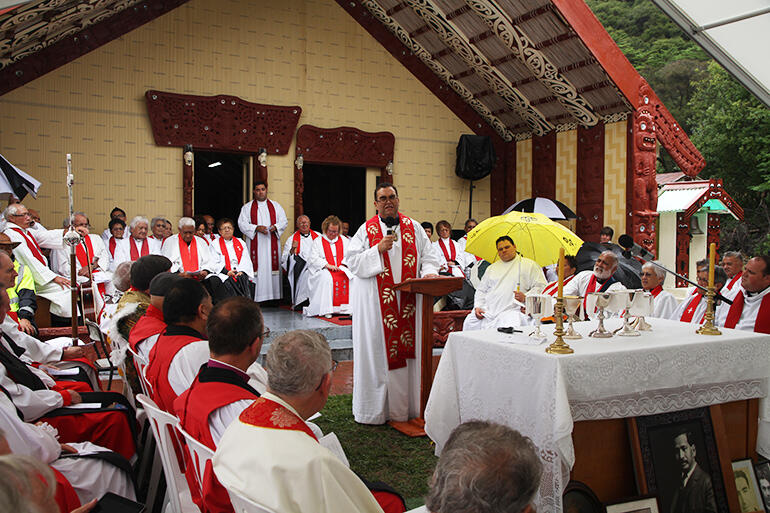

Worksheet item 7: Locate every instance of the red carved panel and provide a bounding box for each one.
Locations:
[630,88,659,254]
[675,212,690,287]
[532,132,557,199]
[294,125,395,219]
[0,0,191,96]
[683,179,744,221]
[432,310,469,348]
[145,90,301,155]
[707,213,721,255]
[576,123,605,241]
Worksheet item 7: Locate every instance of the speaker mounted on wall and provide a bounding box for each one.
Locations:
[455,134,496,181]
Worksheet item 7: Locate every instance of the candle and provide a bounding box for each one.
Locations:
[557,247,565,298]
[708,242,715,289]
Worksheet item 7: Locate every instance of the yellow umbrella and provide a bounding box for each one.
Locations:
[465,211,583,266]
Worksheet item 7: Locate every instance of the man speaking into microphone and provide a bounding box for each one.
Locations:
[345,183,441,425]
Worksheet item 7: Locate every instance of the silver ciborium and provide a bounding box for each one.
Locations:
[526,294,553,343]
[563,295,583,339]
[586,292,613,338]
[630,290,653,331]
[610,290,640,337]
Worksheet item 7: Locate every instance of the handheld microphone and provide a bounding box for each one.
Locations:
[386,228,398,242]
[618,234,653,259]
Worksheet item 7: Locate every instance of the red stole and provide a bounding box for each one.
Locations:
[146,331,203,411]
[322,237,349,306]
[75,236,95,268]
[365,214,418,370]
[10,227,46,265]
[108,236,117,257]
[239,396,317,441]
[250,200,279,272]
[543,275,575,296]
[129,237,149,261]
[128,305,166,352]
[650,285,663,297]
[219,237,244,271]
[724,290,770,333]
[178,235,199,272]
[438,239,456,262]
[292,230,318,254]
[582,274,617,318]
[680,292,704,323]
[726,272,743,290]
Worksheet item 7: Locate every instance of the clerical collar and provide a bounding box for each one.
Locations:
[300,232,310,238]
[164,324,205,339]
[207,358,250,383]
[380,216,399,228]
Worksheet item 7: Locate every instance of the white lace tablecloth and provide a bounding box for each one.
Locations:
[424,318,770,512]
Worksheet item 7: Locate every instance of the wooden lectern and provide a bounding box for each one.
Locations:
[389,276,463,436]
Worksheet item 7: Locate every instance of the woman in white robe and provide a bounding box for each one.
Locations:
[431,220,469,278]
[304,216,352,318]
[209,218,253,298]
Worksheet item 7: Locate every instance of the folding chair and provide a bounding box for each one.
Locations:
[227,488,279,513]
[135,394,198,513]
[84,318,117,390]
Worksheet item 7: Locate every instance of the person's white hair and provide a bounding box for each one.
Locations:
[151,216,165,226]
[62,211,88,228]
[0,453,57,513]
[130,215,150,231]
[2,204,24,221]
[113,261,133,292]
[266,330,331,396]
[642,261,666,281]
[178,217,195,229]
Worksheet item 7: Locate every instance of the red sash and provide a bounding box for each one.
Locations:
[108,236,117,257]
[10,227,45,265]
[75,236,95,268]
[178,234,199,272]
[250,200,279,272]
[543,275,574,296]
[292,230,318,254]
[322,237,349,306]
[726,272,743,290]
[239,396,317,441]
[129,237,149,261]
[680,292,704,322]
[219,237,244,271]
[650,285,663,297]
[582,274,617,318]
[724,290,770,333]
[365,214,418,370]
[438,239,456,262]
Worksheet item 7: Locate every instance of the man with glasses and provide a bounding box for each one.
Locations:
[2,203,73,321]
[174,296,267,513]
[345,183,441,425]
[215,329,406,513]
[639,261,678,319]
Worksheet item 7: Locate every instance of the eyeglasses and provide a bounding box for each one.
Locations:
[315,360,339,390]
[9,212,30,217]
[376,194,398,203]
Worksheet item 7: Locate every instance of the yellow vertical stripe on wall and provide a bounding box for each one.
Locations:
[0,0,486,242]
[515,139,532,202]
[555,130,577,212]
[603,121,627,235]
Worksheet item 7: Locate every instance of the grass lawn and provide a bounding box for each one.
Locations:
[315,394,438,510]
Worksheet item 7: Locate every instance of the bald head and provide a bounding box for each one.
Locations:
[296,215,311,235]
[593,251,618,280]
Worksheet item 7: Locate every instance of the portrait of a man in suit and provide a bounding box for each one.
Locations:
[669,430,717,513]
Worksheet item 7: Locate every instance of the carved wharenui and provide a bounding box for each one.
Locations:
[294,125,395,220]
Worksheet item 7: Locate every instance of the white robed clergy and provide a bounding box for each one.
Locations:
[716,256,770,333]
[345,184,441,425]
[281,215,319,308]
[3,204,71,318]
[208,218,254,297]
[432,221,470,278]
[237,181,288,302]
[462,236,547,331]
[640,262,679,319]
[214,330,389,513]
[109,216,162,272]
[304,216,353,318]
[564,250,626,318]
[673,266,728,324]
[0,390,136,505]
[161,218,221,276]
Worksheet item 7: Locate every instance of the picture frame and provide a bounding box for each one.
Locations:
[733,458,765,513]
[629,406,736,513]
[605,496,660,513]
[562,480,604,513]
[754,461,770,512]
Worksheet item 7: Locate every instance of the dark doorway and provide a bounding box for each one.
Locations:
[194,151,246,237]
[302,164,366,234]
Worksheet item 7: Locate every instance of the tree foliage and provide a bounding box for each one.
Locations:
[588,0,770,253]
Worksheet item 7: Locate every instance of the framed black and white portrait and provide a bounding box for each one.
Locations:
[632,407,731,513]
[732,459,765,513]
[605,496,660,513]
[754,461,770,512]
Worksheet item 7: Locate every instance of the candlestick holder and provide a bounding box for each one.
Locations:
[546,296,574,354]
[696,285,722,335]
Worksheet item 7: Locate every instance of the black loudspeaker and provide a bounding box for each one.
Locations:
[455,135,496,180]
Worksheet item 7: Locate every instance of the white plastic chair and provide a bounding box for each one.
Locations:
[176,426,214,501]
[129,347,153,396]
[135,394,198,513]
[227,488,279,513]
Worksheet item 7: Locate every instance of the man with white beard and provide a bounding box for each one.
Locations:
[281,215,318,309]
[563,250,626,317]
